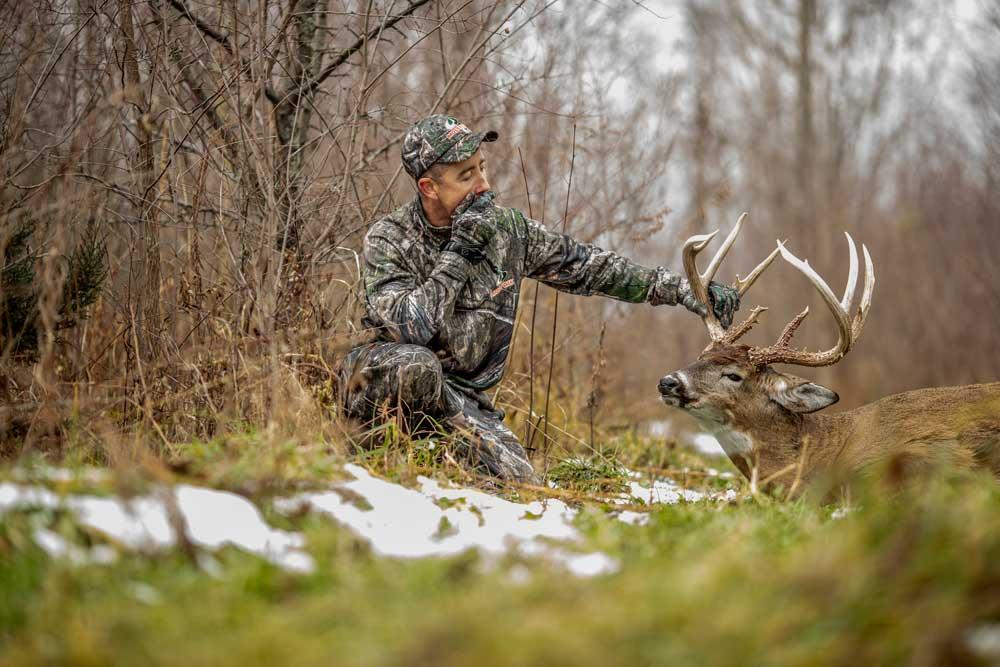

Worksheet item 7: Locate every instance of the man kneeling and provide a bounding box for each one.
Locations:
[340,115,740,482]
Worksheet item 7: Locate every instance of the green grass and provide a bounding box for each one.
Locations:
[546,456,629,494]
[2,432,1000,666]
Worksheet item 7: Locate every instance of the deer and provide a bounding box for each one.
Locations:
[657,213,1000,497]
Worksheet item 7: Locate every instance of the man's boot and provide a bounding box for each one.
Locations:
[447,404,537,484]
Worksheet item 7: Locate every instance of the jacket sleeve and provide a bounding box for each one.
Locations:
[521,215,687,306]
[363,229,472,346]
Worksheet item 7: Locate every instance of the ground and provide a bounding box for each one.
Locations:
[2,429,1000,666]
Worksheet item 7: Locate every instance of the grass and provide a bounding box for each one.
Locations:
[2,428,1000,666]
[546,456,629,495]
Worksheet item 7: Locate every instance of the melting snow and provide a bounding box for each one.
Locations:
[619,470,738,506]
[1,462,737,577]
[615,511,650,526]
[275,464,618,577]
[623,478,707,505]
[830,506,852,520]
[0,482,314,573]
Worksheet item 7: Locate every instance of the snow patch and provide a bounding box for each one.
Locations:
[0,482,314,573]
[3,462,737,578]
[965,623,1000,661]
[276,464,618,577]
[617,470,737,506]
[616,511,650,526]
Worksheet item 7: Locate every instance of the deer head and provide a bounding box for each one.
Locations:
[658,214,874,483]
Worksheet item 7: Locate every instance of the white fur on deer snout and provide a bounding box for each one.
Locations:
[675,371,689,387]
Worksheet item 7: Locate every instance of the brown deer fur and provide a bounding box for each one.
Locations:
[659,344,1000,494]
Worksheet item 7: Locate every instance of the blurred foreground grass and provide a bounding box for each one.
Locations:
[2,431,1000,667]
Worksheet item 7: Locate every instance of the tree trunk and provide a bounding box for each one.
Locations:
[274,0,322,255]
[796,0,816,238]
[119,0,161,362]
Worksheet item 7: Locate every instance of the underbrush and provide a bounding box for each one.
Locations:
[2,428,999,666]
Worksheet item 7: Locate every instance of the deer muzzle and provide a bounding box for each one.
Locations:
[658,373,693,408]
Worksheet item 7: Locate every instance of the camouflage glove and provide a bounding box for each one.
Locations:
[708,282,740,328]
[679,281,740,329]
[444,191,497,263]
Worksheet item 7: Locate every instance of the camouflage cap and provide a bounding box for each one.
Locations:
[401,114,499,180]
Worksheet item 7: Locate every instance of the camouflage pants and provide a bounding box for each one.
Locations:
[339,342,535,482]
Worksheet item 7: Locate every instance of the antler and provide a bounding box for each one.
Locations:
[748,233,875,368]
[682,212,780,344]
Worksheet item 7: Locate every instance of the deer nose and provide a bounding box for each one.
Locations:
[658,374,681,395]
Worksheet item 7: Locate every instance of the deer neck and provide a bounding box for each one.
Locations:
[694,411,850,484]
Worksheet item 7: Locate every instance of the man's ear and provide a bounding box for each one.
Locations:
[417,176,438,199]
[769,374,839,414]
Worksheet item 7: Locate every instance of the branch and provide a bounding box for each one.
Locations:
[165,0,285,105]
[169,0,433,108]
[166,0,231,50]
[299,0,433,100]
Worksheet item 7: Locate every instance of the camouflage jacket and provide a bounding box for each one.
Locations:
[361,197,687,391]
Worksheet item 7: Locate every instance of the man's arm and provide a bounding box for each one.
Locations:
[521,213,740,324]
[521,215,679,304]
[364,230,472,346]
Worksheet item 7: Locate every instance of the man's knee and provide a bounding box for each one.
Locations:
[340,343,445,416]
[391,345,444,404]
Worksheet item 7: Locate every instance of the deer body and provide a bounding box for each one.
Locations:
[833,383,1000,475]
[673,361,1000,488]
[659,214,1000,493]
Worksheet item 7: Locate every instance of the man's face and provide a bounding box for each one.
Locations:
[418,150,491,217]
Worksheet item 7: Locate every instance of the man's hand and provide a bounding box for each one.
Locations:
[446,191,497,262]
[707,282,740,328]
[679,280,741,329]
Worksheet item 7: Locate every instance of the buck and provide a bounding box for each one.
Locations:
[657,214,1000,496]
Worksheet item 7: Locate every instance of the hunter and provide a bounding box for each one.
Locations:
[340,115,740,482]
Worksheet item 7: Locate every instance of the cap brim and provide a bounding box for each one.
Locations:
[440,130,500,165]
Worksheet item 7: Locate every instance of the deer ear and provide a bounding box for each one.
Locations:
[771,380,839,414]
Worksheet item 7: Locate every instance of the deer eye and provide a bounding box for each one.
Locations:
[723,372,744,383]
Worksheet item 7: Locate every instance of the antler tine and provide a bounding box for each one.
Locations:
[748,240,854,368]
[852,244,875,339]
[720,305,768,346]
[841,232,859,310]
[682,230,724,341]
[776,240,851,343]
[702,212,748,284]
[735,244,781,296]
[684,212,784,345]
[682,230,719,303]
[775,307,810,347]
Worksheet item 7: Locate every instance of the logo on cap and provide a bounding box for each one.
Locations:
[445,124,470,140]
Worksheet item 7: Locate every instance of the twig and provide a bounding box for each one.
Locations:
[587,320,607,450]
[525,168,549,452]
[499,148,531,433]
[361,0,477,95]
[15,8,100,141]
[541,123,576,476]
